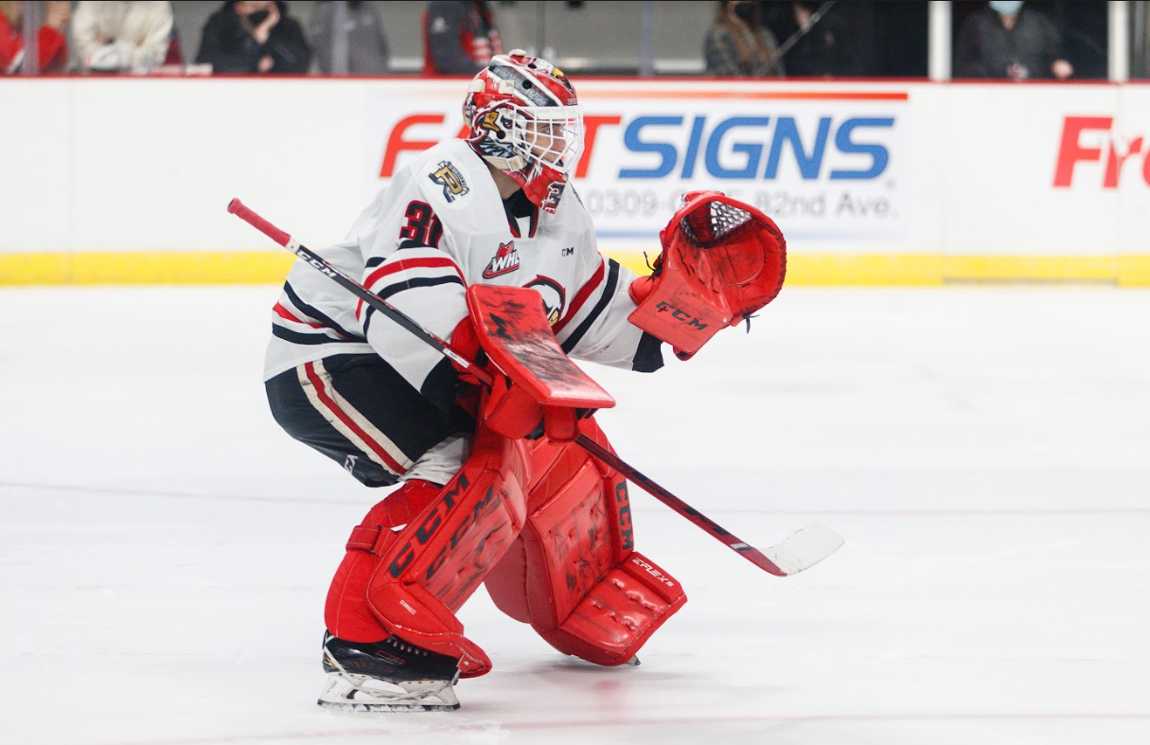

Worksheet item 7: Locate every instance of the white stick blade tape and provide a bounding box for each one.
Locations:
[762,523,845,575]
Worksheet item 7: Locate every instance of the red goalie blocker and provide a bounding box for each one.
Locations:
[467,284,614,442]
[628,191,787,359]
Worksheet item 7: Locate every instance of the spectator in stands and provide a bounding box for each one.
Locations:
[0,1,71,73]
[309,0,389,75]
[954,0,1073,80]
[196,0,311,74]
[423,0,502,75]
[704,1,784,77]
[776,0,862,78]
[72,1,173,73]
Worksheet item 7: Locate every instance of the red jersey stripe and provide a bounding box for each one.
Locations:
[273,302,325,328]
[552,259,606,335]
[303,362,407,475]
[364,256,465,291]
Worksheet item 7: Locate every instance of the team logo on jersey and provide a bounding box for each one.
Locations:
[429,161,469,203]
[526,276,565,325]
[483,241,520,278]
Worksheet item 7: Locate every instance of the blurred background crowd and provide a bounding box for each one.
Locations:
[0,1,1142,80]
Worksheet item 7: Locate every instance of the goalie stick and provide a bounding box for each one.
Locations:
[229,198,843,577]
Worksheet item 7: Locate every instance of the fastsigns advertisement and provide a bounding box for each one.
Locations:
[368,83,910,243]
[2,78,1149,284]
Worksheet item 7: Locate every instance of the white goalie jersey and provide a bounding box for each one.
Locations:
[263,138,660,395]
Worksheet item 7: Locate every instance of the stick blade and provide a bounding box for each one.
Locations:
[760,523,844,576]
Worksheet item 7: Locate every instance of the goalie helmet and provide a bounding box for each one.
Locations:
[463,50,584,213]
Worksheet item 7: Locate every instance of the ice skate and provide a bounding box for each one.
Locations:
[317,632,462,712]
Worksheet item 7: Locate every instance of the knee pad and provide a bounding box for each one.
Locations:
[484,418,687,666]
[325,426,530,677]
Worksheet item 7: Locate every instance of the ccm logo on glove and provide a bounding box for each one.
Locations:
[654,302,711,331]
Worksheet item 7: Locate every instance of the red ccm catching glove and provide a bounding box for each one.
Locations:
[628,191,786,360]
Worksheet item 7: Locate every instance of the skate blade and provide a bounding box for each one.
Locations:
[317,673,460,712]
[317,698,459,713]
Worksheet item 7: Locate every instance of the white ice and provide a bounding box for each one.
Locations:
[1,286,1148,745]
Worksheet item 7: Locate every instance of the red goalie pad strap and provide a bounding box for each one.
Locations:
[346,526,385,553]
[628,191,786,358]
[345,484,442,553]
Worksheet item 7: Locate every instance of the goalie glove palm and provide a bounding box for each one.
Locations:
[627,191,786,359]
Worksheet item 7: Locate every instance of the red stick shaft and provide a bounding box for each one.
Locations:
[574,434,787,575]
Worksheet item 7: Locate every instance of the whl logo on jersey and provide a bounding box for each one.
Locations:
[483,241,520,278]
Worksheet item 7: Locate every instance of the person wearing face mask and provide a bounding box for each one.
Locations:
[954,0,1073,80]
[196,0,311,74]
[704,0,784,77]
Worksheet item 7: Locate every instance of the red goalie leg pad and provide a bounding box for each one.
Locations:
[484,418,687,665]
[361,426,529,677]
[324,479,442,643]
[542,551,686,666]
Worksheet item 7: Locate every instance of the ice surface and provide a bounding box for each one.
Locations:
[1,286,1147,745]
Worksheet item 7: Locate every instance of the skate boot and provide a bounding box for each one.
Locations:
[317,632,462,712]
